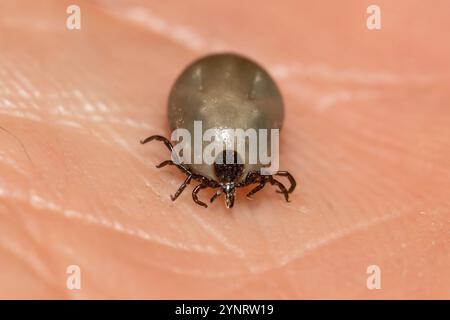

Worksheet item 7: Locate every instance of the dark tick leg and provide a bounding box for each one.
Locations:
[156,159,190,175]
[141,134,221,207]
[275,171,296,193]
[141,135,186,172]
[210,189,222,203]
[171,174,193,201]
[246,181,266,199]
[156,159,172,168]
[140,135,175,154]
[268,176,290,202]
[240,171,293,203]
[192,183,208,208]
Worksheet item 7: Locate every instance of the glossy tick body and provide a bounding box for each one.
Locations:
[141,53,296,208]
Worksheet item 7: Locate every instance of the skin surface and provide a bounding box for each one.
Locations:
[0,0,449,299]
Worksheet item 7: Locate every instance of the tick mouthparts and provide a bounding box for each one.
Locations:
[225,192,235,209]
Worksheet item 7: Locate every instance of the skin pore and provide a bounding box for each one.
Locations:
[0,0,449,298]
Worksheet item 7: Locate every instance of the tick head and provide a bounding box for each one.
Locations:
[213,150,244,183]
[213,150,243,209]
[222,183,236,208]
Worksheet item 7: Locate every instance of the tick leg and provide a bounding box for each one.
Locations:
[210,189,222,203]
[171,174,193,201]
[244,171,260,184]
[141,134,220,207]
[156,159,190,175]
[141,135,184,166]
[246,181,266,199]
[275,171,296,193]
[192,183,208,208]
[140,135,174,153]
[268,176,290,202]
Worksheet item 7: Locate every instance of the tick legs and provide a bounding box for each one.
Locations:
[275,171,296,194]
[141,134,219,207]
[246,182,266,199]
[155,159,190,175]
[171,174,193,201]
[243,171,295,202]
[210,189,222,203]
[141,134,296,207]
[141,134,186,170]
[192,183,209,208]
[268,176,289,202]
[155,159,217,206]
[140,135,175,154]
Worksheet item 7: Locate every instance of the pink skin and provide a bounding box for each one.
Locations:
[0,0,449,298]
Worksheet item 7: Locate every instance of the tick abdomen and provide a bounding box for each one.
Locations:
[168,53,284,181]
[168,53,283,130]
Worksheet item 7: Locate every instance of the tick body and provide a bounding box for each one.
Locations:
[141,53,296,208]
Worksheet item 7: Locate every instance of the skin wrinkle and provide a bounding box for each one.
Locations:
[0,206,70,298]
[219,209,444,298]
[279,211,406,267]
[0,94,154,131]
[220,270,290,299]
[187,213,247,259]
[56,119,83,128]
[107,132,198,201]
[186,204,290,274]
[16,227,62,289]
[0,187,222,257]
[0,56,41,101]
[0,126,33,166]
[286,90,449,190]
[102,3,450,88]
[284,129,382,214]
[1,44,154,131]
[61,212,245,280]
[0,154,28,175]
[283,74,398,113]
[328,133,419,196]
[272,62,450,85]
[265,124,446,267]
[0,124,56,206]
[0,244,68,298]
[105,5,210,52]
[109,237,239,279]
[341,122,450,186]
[0,213,45,274]
[4,207,233,285]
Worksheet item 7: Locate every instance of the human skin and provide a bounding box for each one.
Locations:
[0,0,449,299]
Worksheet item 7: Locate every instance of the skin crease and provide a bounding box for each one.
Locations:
[0,0,449,299]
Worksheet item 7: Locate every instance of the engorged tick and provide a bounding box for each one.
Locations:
[141,53,296,208]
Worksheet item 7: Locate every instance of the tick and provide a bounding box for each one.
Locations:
[141,53,296,208]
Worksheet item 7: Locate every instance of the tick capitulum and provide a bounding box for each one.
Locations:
[211,150,243,208]
[141,53,297,208]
